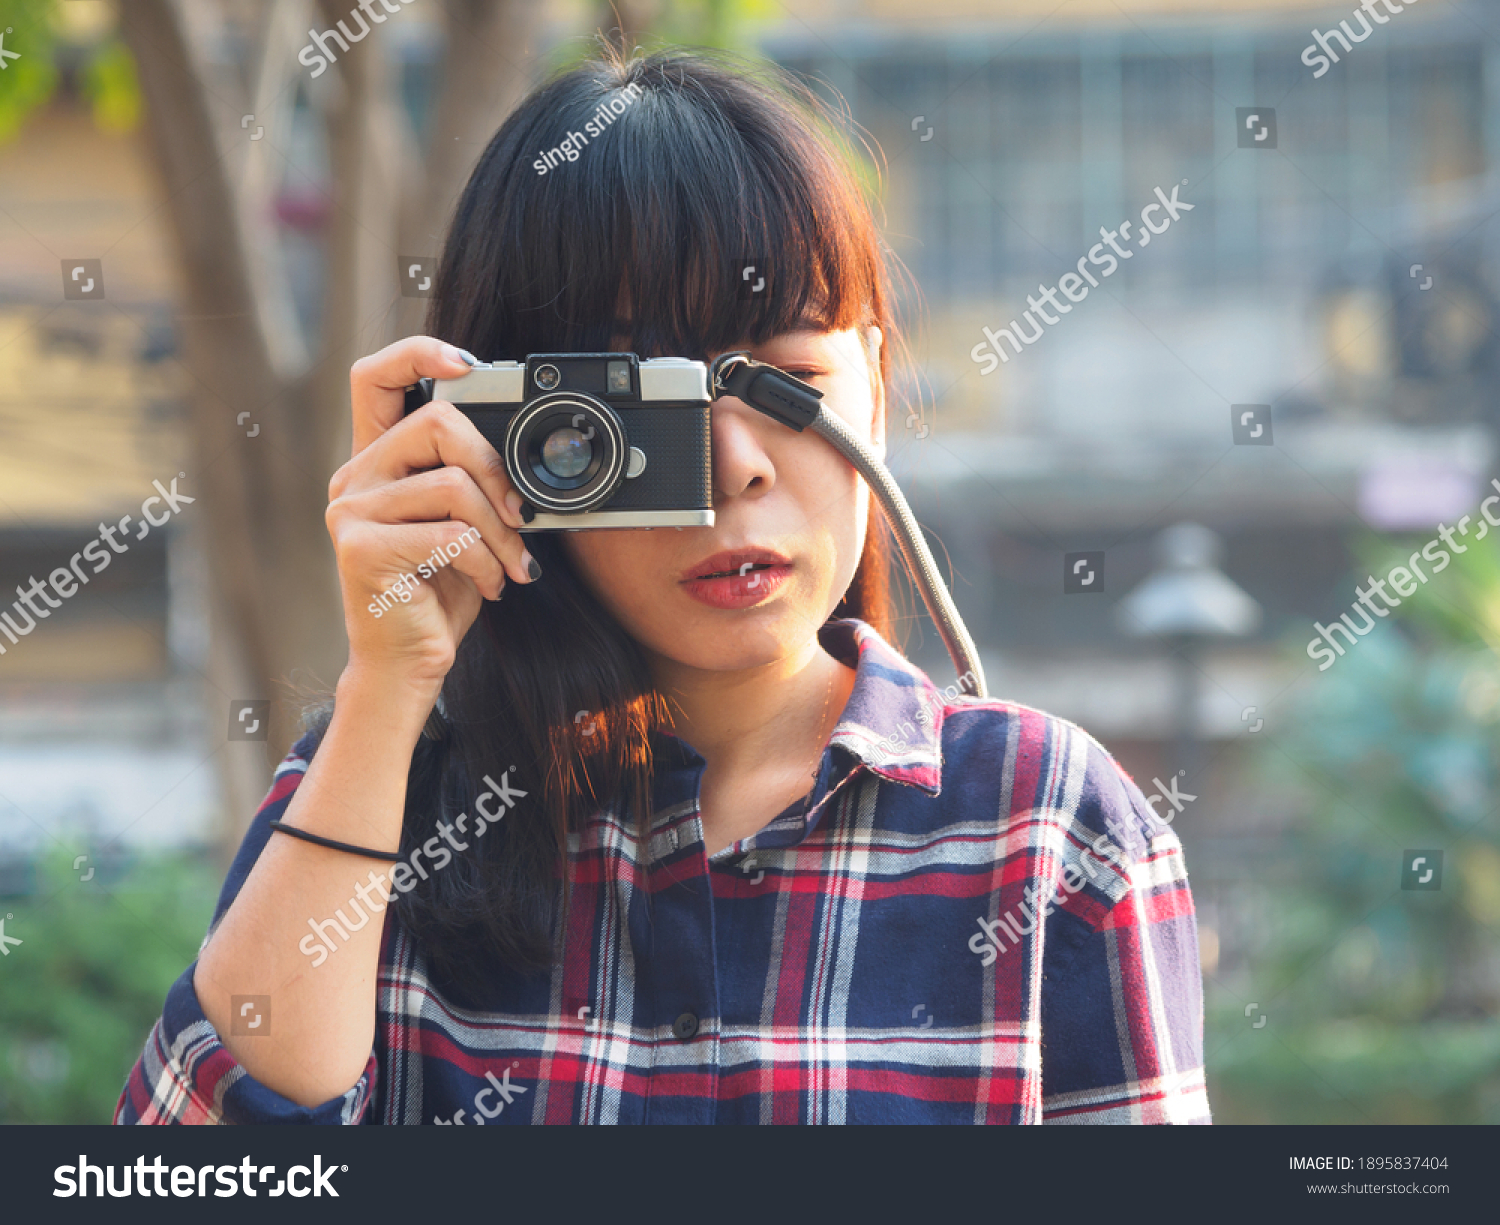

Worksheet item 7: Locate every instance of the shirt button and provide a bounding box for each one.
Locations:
[672,1012,699,1041]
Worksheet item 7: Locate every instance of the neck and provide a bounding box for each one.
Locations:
[646,634,854,777]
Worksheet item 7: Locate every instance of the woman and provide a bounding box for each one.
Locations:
[117,47,1209,1125]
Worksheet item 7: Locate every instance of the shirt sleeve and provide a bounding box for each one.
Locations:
[1038,736,1211,1125]
[113,729,380,1125]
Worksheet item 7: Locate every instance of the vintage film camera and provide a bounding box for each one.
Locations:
[405,352,717,530]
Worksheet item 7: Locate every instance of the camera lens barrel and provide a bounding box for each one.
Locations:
[504,391,627,512]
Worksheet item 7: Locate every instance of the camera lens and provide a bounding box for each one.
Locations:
[541,425,592,478]
[535,363,561,391]
[504,392,626,514]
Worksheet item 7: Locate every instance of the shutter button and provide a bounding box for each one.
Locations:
[672,1012,699,1041]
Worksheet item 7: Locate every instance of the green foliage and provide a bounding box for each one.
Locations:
[551,0,774,73]
[647,0,778,51]
[0,849,219,1123]
[81,36,139,133]
[1212,525,1500,1121]
[0,0,141,144]
[0,0,58,144]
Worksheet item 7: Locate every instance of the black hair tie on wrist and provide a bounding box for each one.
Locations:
[268,820,401,862]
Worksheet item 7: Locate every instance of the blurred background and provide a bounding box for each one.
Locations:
[1,0,1497,1123]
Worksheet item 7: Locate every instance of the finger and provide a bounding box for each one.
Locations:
[347,521,507,605]
[337,465,535,587]
[332,400,526,532]
[349,335,478,457]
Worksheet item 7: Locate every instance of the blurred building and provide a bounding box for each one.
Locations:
[764,0,1499,782]
[3,0,1497,888]
[0,91,215,887]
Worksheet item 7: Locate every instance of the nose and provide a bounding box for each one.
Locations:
[710,398,777,503]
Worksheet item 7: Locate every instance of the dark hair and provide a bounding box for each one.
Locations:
[323,47,913,979]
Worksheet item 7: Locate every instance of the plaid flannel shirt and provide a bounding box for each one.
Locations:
[116,617,1209,1125]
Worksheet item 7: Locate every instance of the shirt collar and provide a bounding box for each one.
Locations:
[647,616,946,799]
[820,617,945,796]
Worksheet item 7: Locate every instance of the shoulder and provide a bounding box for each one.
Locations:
[935,695,1170,879]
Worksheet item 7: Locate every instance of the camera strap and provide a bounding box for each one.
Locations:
[709,352,823,431]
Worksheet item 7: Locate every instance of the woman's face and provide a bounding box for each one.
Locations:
[558,326,885,674]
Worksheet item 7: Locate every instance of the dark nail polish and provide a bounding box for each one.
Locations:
[520,503,535,524]
[527,556,543,582]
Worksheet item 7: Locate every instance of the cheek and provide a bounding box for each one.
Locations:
[797,450,867,588]
[557,532,666,632]
[559,533,625,598]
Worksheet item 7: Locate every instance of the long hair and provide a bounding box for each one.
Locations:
[321,47,913,979]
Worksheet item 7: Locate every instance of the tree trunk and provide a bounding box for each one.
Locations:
[119,0,546,853]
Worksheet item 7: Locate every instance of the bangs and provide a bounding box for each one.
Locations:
[432,50,887,363]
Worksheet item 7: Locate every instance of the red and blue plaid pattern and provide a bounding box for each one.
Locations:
[116,618,1209,1125]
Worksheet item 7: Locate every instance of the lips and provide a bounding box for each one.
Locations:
[681,547,792,582]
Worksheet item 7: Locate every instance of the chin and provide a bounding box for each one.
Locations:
[647,607,816,667]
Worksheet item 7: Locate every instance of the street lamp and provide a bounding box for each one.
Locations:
[1115,523,1261,785]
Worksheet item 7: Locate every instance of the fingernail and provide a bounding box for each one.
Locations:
[524,551,542,582]
[520,503,535,524]
[504,489,523,523]
[443,343,478,366]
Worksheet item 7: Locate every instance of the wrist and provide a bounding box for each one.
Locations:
[334,663,443,742]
